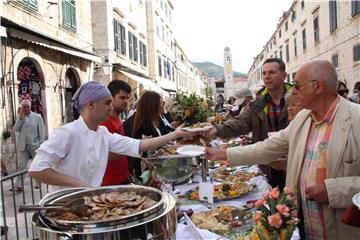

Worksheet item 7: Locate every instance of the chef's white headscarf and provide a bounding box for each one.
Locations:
[71,81,111,110]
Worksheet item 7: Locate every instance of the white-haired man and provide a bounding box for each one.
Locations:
[206,60,360,239]
[13,99,45,192]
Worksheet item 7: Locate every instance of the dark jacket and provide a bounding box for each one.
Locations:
[158,112,174,135]
[214,83,292,188]
[123,113,160,178]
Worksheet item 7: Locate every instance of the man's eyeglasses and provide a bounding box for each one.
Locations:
[293,80,318,90]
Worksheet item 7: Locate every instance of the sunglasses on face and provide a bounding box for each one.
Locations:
[293,80,318,90]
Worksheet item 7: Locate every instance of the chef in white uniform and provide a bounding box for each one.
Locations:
[29,81,192,192]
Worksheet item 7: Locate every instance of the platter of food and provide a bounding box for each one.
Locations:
[46,190,159,222]
[190,204,254,238]
[178,183,256,202]
[176,145,205,156]
[152,145,178,157]
[182,122,213,132]
[212,166,262,183]
[208,160,227,169]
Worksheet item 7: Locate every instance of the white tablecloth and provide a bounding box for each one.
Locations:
[173,165,300,240]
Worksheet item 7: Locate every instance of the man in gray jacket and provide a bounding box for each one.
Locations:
[203,58,292,189]
[13,99,45,192]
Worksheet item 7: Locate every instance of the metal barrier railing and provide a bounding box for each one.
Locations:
[1,169,48,240]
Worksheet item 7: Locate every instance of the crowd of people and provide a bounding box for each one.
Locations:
[205,59,360,239]
[2,56,359,239]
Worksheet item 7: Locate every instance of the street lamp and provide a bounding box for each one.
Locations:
[102,59,113,76]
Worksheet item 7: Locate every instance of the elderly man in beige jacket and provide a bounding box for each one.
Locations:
[206,60,360,239]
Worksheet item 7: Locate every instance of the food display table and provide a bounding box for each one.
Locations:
[171,165,300,240]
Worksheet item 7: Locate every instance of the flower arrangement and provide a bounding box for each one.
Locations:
[172,93,209,126]
[248,187,299,240]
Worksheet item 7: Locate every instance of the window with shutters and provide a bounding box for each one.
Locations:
[128,32,133,60]
[352,0,360,16]
[293,38,297,57]
[133,35,138,62]
[62,0,76,31]
[285,21,288,31]
[279,49,283,60]
[139,42,147,67]
[302,28,307,51]
[163,59,166,78]
[329,1,338,32]
[113,20,126,55]
[331,54,339,68]
[22,0,38,11]
[139,42,144,66]
[291,11,296,22]
[354,44,360,62]
[313,15,320,43]
[158,56,162,77]
[285,43,290,62]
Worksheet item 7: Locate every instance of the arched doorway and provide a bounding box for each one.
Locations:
[64,68,79,123]
[17,58,44,116]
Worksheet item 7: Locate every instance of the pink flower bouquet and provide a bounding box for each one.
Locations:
[249,187,299,240]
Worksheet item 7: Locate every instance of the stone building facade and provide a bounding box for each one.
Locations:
[248,0,360,93]
[1,0,101,171]
[91,0,205,98]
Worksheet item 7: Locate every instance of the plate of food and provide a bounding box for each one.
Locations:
[151,145,178,157]
[182,122,213,132]
[190,204,254,238]
[353,192,360,210]
[176,145,205,156]
[179,182,256,202]
[212,166,262,183]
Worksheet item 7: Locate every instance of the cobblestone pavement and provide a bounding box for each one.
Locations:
[1,175,49,240]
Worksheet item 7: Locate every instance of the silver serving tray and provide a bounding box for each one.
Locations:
[146,154,199,184]
[39,185,166,228]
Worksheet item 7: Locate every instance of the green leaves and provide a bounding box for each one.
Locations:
[172,93,209,126]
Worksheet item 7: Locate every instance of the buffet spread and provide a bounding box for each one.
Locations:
[25,94,300,240]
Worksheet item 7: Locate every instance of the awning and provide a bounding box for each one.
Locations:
[120,71,169,97]
[9,28,102,62]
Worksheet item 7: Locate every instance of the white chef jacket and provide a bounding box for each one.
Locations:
[29,116,140,192]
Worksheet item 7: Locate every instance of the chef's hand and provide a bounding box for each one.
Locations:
[200,122,217,137]
[174,124,196,139]
[305,182,329,204]
[205,147,227,160]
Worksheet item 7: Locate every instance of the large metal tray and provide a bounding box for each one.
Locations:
[146,154,199,184]
[38,185,166,229]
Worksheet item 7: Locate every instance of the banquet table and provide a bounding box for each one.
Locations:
[171,165,300,240]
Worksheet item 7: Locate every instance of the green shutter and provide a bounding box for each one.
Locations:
[62,0,71,28]
[139,42,143,65]
[128,32,133,60]
[22,0,38,11]
[134,36,138,62]
[121,25,126,55]
[113,19,119,51]
[62,0,76,31]
[70,1,77,30]
[143,44,147,67]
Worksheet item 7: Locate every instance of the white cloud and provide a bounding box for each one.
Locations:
[172,0,293,73]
